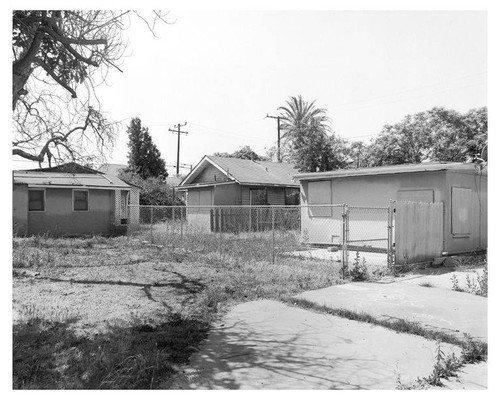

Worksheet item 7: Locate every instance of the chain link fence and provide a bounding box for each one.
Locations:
[127,204,394,274]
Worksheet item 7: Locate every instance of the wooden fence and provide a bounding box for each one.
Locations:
[394,201,444,264]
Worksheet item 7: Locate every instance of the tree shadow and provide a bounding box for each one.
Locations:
[36,271,206,297]
[13,313,210,389]
[175,318,406,389]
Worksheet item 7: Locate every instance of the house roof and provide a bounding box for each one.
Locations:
[14,163,132,189]
[166,176,184,186]
[98,163,127,177]
[179,155,300,188]
[293,162,485,181]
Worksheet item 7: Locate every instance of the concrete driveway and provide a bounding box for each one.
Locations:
[295,281,487,340]
[173,300,459,390]
[172,278,487,389]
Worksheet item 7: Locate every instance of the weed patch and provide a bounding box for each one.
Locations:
[13,314,209,389]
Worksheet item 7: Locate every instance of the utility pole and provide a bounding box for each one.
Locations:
[168,122,188,176]
[266,114,282,162]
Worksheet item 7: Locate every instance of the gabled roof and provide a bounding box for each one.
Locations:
[98,163,127,177]
[14,163,132,189]
[293,162,485,181]
[27,162,101,174]
[179,155,300,188]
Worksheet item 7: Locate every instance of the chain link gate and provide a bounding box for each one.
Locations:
[340,202,394,278]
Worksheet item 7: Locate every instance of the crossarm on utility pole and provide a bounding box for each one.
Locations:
[168,122,188,176]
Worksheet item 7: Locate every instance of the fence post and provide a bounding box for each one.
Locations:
[150,206,154,244]
[218,207,223,260]
[271,206,275,264]
[342,204,349,279]
[387,200,394,270]
[180,207,184,247]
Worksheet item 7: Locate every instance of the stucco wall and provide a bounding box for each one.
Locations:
[444,168,487,253]
[299,168,487,254]
[13,183,28,236]
[28,188,114,236]
[300,171,448,246]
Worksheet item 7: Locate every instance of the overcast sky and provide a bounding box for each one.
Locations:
[12,10,487,174]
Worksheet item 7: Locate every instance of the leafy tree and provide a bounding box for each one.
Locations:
[119,171,183,207]
[368,107,487,166]
[125,118,168,180]
[12,10,170,166]
[432,107,487,162]
[346,141,371,169]
[213,145,268,161]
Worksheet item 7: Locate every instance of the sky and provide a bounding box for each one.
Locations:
[11,10,487,174]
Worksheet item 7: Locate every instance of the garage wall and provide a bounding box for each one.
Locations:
[299,171,447,245]
[185,187,214,232]
[444,168,487,253]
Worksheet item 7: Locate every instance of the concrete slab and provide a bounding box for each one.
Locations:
[440,362,488,390]
[173,300,459,390]
[295,282,487,340]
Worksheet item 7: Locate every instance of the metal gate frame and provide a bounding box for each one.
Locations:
[340,202,395,277]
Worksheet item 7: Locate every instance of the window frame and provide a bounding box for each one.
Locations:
[72,189,89,212]
[28,188,46,212]
[451,186,472,238]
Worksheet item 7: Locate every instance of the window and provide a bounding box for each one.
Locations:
[250,188,267,205]
[73,190,89,211]
[308,181,332,216]
[451,187,472,236]
[28,189,45,211]
[285,188,300,205]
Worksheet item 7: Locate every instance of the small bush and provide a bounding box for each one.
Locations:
[349,251,368,281]
[461,333,487,363]
[451,267,487,297]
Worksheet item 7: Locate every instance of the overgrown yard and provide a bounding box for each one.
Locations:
[12,234,343,389]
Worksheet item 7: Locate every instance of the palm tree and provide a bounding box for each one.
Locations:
[278,95,331,142]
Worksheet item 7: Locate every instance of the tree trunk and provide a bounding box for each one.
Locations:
[12,30,43,110]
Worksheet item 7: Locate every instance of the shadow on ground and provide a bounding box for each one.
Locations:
[174,300,453,390]
[13,313,209,389]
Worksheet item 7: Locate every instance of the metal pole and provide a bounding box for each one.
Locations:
[345,204,350,274]
[341,204,349,279]
[219,207,223,259]
[272,206,275,264]
[387,200,393,270]
[150,206,153,244]
[180,206,184,247]
[277,116,281,163]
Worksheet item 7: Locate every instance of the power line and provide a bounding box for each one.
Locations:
[265,114,282,162]
[329,71,486,110]
[168,122,189,176]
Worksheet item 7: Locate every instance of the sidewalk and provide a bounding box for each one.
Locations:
[295,281,487,340]
[173,299,459,389]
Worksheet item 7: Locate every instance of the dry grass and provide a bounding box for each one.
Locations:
[13,233,342,389]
